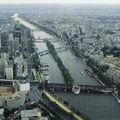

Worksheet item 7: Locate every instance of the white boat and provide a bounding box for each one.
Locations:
[72,85,80,95]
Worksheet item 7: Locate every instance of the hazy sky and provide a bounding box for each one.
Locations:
[0,0,120,4]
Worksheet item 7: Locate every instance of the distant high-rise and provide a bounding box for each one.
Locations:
[0,58,5,78]
[13,23,21,43]
[9,33,14,41]
[0,29,2,49]
[1,32,8,53]
[5,65,13,80]
[13,23,22,53]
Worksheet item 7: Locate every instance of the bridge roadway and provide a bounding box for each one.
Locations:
[38,47,68,56]
[31,82,114,94]
[35,39,58,43]
[0,79,114,93]
[0,79,22,82]
[38,43,79,56]
[0,79,26,86]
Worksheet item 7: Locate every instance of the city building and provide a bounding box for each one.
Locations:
[6,91,26,110]
[13,23,21,43]
[0,108,5,120]
[21,109,42,120]
[8,33,14,57]
[0,58,6,78]
[0,29,2,49]
[39,117,48,120]
[14,55,25,79]
[14,37,20,52]
[1,31,8,53]
[5,65,13,80]
[19,83,30,92]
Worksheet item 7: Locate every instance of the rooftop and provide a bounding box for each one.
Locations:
[0,108,4,115]
[21,109,41,118]
[39,117,48,120]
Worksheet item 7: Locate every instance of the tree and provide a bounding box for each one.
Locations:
[33,52,39,71]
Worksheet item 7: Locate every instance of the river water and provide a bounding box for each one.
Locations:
[34,31,99,85]
[15,17,120,120]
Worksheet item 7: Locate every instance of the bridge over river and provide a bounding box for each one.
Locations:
[38,45,78,56]
[38,46,68,56]
[35,38,58,43]
[32,82,115,94]
[0,79,115,94]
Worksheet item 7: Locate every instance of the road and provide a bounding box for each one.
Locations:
[43,90,84,120]
[28,88,67,120]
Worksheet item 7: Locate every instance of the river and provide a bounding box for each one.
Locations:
[15,17,120,120]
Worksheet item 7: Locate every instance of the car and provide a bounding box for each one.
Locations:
[14,111,17,114]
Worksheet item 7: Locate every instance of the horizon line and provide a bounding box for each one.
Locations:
[0,3,120,5]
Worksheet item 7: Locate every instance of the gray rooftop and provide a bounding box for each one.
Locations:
[22,117,29,120]
[0,108,4,115]
[21,109,38,118]
[39,117,48,120]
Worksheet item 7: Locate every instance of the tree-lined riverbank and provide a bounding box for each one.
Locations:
[46,40,74,85]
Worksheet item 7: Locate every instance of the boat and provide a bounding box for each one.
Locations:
[84,69,93,77]
[72,85,80,95]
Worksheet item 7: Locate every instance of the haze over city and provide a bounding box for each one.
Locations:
[0,0,120,4]
[0,0,120,120]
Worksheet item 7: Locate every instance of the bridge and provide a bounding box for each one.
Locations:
[34,37,52,41]
[38,46,68,56]
[35,39,60,43]
[31,29,39,31]
[44,83,114,94]
[0,79,114,94]
[38,45,79,56]
[34,36,61,43]
[30,82,115,94]
[0,79,26,86]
